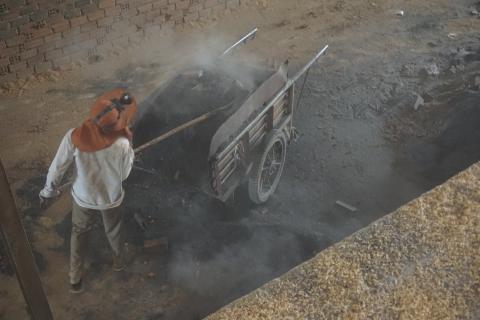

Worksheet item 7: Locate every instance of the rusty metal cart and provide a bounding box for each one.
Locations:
[207,46,328,204]
[133,32,328,204]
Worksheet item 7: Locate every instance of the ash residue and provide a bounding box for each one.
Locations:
[132,67,249,179]
[131,62,273,180]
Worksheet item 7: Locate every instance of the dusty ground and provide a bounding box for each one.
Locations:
[1,0,480,319]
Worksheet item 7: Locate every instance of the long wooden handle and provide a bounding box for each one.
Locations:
[134,102,233,154]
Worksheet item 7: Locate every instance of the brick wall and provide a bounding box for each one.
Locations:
[0,0,244,84]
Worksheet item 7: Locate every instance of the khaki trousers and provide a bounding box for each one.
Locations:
[70,201,124,284]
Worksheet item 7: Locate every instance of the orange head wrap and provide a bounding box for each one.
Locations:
[71,88,137,152]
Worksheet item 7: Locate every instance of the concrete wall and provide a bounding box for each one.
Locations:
[207,163,480,319]
[0,0,244,83]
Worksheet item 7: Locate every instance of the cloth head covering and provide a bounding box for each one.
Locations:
[71,88,137,152]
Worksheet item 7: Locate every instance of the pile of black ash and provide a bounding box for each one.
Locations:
[132,68,250,180]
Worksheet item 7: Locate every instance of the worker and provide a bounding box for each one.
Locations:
[39,88,137,293]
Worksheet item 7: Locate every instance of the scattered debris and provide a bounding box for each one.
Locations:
[335,200,358,212]
[447,32,458,39]
[295,24,309,30]
[134,213,149,231]
[424,63,440,76]
[76,93,96,100]
[413,93,425,111]
[38,216,54,228]
[474,76,480,89]
[143,237,169,253]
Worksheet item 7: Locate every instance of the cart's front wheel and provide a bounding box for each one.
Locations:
[248,131,287,204]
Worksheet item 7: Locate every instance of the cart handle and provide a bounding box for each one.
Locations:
[221,28,258,57]
[290,45,329,84]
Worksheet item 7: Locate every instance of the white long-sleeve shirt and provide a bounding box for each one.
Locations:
[40,129,134,210]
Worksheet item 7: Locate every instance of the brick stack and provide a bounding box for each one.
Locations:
[0,0,243,84]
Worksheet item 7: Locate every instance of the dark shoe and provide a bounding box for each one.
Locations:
[113,244,136,272]
[112,255,126,272]
[70,279,83,294]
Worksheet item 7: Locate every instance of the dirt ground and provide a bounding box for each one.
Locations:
[1,0,480,319]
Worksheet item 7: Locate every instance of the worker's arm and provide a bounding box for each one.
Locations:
[40,129,75,198]
[121,138,134,181]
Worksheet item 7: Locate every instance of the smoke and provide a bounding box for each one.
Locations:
[165,198,315,318]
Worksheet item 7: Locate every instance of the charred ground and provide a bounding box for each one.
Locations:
[1,0,480,319]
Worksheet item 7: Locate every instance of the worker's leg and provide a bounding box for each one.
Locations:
[101,206,124,257]
[70,201,96,284]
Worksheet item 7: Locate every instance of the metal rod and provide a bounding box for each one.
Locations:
[134,102,233,154]
[0,159,54,320]
[290,45,329,84]
[295,67,311,110]
[217,45,328,159]
[221,28,258,57]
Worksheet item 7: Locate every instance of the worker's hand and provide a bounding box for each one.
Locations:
[39,188,60,210]
[39,195,53,210]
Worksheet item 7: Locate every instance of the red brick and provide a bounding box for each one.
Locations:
[18,22,36,33]
[130,13,147,26]
[153,15,166,24]
[44,33,62,44]
[70,15,88,27]
[204,0,219,8]
[105,6,121,17]
[34,61,53,73]
[160,4,175,14]
[62,26,81,39]
[146,9,161,21]
[175,0,189,10]
[27,27,53,40]
[24,38,44,50]
[226,0,239,9]
[52,21,70,33]
[165,9,182,21]
[69,49,88,61]
[73,32,90,43]
[27,54,46,67]
[0,57,8,67]
[8,54,22,65]
[45,14,65,26]
[97,16,114,27]
[153,0,168,9]
[6,35,25,47]
[188,3,202,12]
[87,9,105,21]
[0,11,21,24]
[45,49,63,60]
[95,42,113,55]
[184,12,199,22]
[0,72,18,83]
[51,56,72,68]
[80,21,97,33]
[10,16,30,28]
[0,46,20,57]
[8,62,27,73]
[144,24,161,36]
[199,8,212,17]
[137,3,152,13]
[98,0,115,9]
[20,48,37,60]
[15,66,34,79]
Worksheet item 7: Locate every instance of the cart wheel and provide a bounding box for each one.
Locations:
[248,130,287,204]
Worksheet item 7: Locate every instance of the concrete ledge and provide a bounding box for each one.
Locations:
[207,164,480,319]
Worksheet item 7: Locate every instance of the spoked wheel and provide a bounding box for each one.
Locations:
[248,131,287,204]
